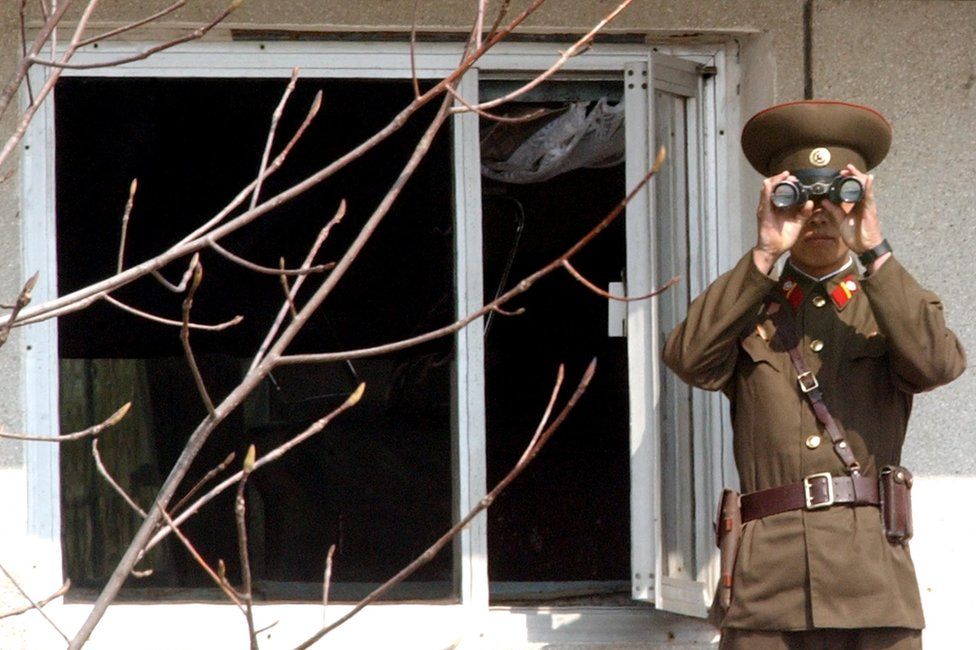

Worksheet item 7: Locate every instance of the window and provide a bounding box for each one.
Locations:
[21,39,736,643]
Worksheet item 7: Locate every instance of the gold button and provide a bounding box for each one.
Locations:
[806,434,822,449]
[810,339,824,352]
[812,296,827,308]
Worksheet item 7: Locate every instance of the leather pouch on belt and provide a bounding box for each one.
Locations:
[880,465,913,545]
[714,488,743,610]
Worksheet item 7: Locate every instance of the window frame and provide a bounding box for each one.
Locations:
[20,38,738,644]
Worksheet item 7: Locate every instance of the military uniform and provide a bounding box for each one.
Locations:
[662,99,967,646]
[664,251,965,631]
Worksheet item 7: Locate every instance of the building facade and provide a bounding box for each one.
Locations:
[0,2,973,648]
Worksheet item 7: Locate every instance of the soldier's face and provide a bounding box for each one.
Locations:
[789,200,851,276]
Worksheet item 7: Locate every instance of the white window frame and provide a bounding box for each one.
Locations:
[20,38,738,646]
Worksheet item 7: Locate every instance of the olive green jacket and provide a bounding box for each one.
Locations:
[663,252,966,630]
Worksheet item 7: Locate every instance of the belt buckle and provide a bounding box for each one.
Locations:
[803,472,834,509]
[797,371,819,393]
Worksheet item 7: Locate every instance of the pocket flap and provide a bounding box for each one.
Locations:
[740,333,780,369]
[846,332,887,359]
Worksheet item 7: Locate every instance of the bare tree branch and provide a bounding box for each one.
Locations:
[116,178,138,274]
[92,438,147,518]
[152,253,200,293]
[207,240,334,277]
[157,508,245,609]
[235,445,259,650]
[7,0,552,332]
[144,384,365,555]
[75,1,187,48]
[0,579,69,621]
[28,0,243,71]
[452,0,635,114]
[251,67,300,211]
[277,146,669,367]
[0,272,38,347]
[250,200,346,372]
[562,260,681,302]
[171,451,236,515]
[322,544,337,611]
[0,402,130,442]
[294,360,596,649]
[0,561,69,643]
[104,294,244,331]
[0,0,77,123]
[180,261,216,416]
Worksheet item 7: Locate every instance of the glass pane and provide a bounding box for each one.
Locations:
[654,90,697,580]
[56,78,456,601]
[479,85,632,604]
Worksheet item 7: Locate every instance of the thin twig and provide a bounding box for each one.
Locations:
[171,452,236,515]
[294,360,596,649]
[18,0,35,106]
[29,0,243,70]
[409,0,422,99]
[0,579,69,621]
[0,272,39,347]
[208,239,334,277]
[176,91,323,248]
[251,68,300,211]
[145,385,365,555]
[453,0,636,114]
[157,508,245,609]
[11,0,546,333]
[485,0,514,43]
[0,0,99,171]
[446,85,549,124]
[180,261,216,416]
[75,1,187,48]
[250,200,346,372]
[0,0,77,124]
[278,259,299,319]
[322,544,337,612]
[117,178,138,274]
[0,561,69,643]
[0,402,130,442]
[236,445,259,650]
[92,438,147,518]
[562,260,681,302]
[152,253,201,293]
[105,294,243,331]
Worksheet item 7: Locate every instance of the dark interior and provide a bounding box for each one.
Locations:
[56,77,455,601]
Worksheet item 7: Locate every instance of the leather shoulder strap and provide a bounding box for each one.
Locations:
[766,301,862,476]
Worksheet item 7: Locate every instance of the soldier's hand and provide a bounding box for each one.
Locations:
[753,171,812,274]
[822,164,884,254]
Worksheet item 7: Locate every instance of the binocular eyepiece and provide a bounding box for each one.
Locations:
[771,170,863,208]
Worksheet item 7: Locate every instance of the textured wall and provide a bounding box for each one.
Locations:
[813,0,976,477]
[0,2,23,466]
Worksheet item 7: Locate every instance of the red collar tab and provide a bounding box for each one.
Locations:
[780,277,805,310]
[830,274,859,309]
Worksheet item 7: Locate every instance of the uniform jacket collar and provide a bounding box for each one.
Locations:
[777,255,862,312]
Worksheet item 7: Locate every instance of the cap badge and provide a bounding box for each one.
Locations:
[810,147,831,167]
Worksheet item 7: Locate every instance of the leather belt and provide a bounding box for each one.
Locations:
[741,473,880,523]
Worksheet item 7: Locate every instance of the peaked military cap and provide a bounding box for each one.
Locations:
[741,100,892,176]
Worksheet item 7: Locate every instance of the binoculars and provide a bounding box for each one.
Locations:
[771,172,863,208]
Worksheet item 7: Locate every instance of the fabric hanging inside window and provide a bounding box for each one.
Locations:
[481,98,624,184]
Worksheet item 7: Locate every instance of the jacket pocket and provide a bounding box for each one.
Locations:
[846,332,887,359]
[740,333,780,370]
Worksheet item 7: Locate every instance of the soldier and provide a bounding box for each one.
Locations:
[663,100,966,649]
